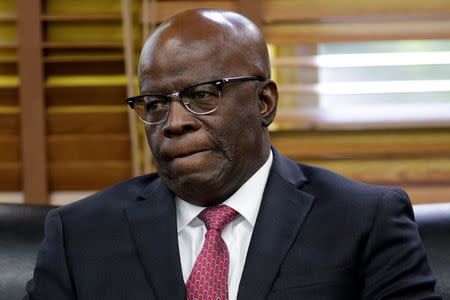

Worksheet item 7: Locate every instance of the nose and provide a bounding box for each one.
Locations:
[162,96,200,137]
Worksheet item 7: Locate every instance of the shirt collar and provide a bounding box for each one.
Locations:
[176,150,273,232]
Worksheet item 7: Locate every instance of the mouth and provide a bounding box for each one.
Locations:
[164,148,211,160]
[168,148,211,159]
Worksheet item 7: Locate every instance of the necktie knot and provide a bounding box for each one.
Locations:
[198,205,238,232]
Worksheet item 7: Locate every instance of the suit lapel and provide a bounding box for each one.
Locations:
[125,178,186,299]
[237,150,315,300]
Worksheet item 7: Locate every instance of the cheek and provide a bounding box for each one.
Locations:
[211,106,260,160]
[145,126,162,157]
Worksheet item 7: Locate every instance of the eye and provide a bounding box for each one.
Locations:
[185,84,219,100]
[191,91,214,99]
[144,97,168,112]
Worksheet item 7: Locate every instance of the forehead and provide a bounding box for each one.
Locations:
[140,38,241,89]
[138,18,261,91]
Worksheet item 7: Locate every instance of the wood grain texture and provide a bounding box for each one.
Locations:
[47,110,129,135]
[17,0,48,203]
[49,161,131,190]
[263,0,450,23]
[271,129,450,159]
[263,20,450,44]
[402,184,450,204]
[0,162,20,191]
[299,157,450,185]
[0,136,19,162]
[48,134,130,161]
[0,111,19,135]
[46,86,126,106]
[153,1,237,23]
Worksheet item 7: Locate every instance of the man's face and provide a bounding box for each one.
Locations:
[139,33,268,205]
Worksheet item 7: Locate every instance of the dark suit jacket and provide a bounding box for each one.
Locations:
[25,148,440,299]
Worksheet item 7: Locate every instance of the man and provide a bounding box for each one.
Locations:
[25,9,440,300]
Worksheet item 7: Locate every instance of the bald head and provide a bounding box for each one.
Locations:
[138,9,271,89]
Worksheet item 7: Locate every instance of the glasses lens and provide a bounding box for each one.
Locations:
[182,83,220,114]
[134,95,169,124]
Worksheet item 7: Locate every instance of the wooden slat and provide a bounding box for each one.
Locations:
[0,162,20,191]
[45,61,124,76]
[46,86,126,106]
[263,19,450,44]
[0,22,16,43]
[0,111,19,135]
[17,0,48,204]
[153,1,237,23]
[402,184,450,204]
[0,62,17,75]
[0,41,17,48]
[44,48,124,58]
[0,12,16,21]
[299,157,450,185]
[45,22,124,43]
[271,52,450,68]
[0,136,19,162]
[41,13,122,21]
[45,0,122,14]
[263,0,450,23]
[238,0,262,27]
[45,74,127,87]
[48,134,130,161]
[0,57,17,63]
[49,161,131,190]
[0,75,19,87]
[122,0,140,176]
[0,88,18,105]
[273,107,450,130]
[271,129,450,159]
[42,41,123,49]
[47,110,129,134]
[43,54,124,63]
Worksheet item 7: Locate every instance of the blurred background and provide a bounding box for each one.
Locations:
[0,0,449,205]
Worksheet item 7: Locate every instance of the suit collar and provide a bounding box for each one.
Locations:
[270,146,308,186]
[125,177,186,299]
[237,147,315,300]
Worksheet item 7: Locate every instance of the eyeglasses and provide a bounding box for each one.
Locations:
[126,76,263,125]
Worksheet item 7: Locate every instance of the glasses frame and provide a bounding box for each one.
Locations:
[126,75,264,125]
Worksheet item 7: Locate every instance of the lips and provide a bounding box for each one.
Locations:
[172,149,210,158]
[160,143,211,160]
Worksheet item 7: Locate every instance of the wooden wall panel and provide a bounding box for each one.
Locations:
[46,86,127,106]
[47,110,129,135]
[0,110,19,135]
[17,0,48,203]
[3,0,449,202]
[49,161,131,190]
[271,128,450,204]
[0,88,18,105]
[154,1,237,23]
[301,157,450,185]
[271,129,450,159]
[263,20,450,44]
[143,0,450,43]
[0,0,19,193]
[0,163,20,191]
[403,185,450,204]
[48,134,130,161]
[0,137,20,162]
[263,0,450,23]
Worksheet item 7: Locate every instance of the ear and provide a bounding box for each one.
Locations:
[257,79,278,127]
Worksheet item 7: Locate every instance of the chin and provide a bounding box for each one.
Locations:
[160,165,231,203]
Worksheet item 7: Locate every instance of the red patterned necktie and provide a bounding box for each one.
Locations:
[186,205,239,300]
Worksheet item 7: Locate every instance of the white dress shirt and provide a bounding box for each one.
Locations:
[175,150,273,300]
